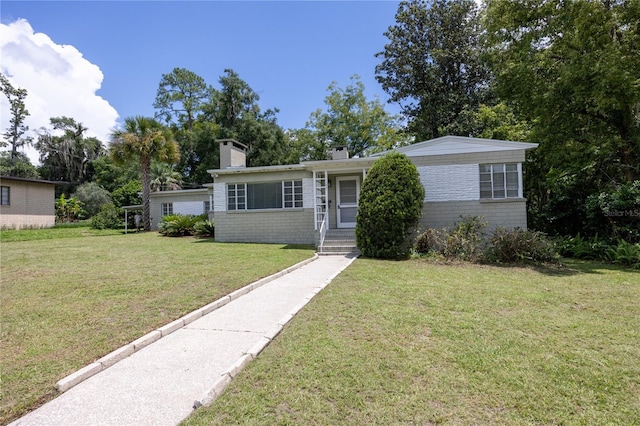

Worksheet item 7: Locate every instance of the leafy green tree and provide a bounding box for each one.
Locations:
[376,0,491,140]
[154,67,210,132]
[110,116,180,231]
[485,0,640,236]
[154,68,212,181]
[72,182,111,217]
[111,180,142,208]
[297,76,407,160]
[91,156,140,193]
[36,117,105,185]
[0,73,33,170]
[469,103,531,142]
[356,152,425,259]
[0,151,39,179]
[203,69,291,167]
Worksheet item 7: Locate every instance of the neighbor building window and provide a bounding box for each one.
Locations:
[228,180,303,210]
[1,186,9,205]
[479,164,521,199]
[161,202,173,216]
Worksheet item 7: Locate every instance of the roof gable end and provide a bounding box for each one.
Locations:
[376,136,538,157]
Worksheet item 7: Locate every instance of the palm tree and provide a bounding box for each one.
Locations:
[110,116,179,231]
[150,162,183,191]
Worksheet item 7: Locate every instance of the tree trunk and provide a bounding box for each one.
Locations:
[141,155,152,231]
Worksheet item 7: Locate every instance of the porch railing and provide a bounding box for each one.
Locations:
[318,214,327,253]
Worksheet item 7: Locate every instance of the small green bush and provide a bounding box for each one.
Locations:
[158,214,206,237]
[356,152,425,259]
[556,233,610,259]
[488,228,559,263]
[90,203,122,230]
[606,240,640,269]
[194,220,215,238]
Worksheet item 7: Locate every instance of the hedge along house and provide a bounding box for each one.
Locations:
[208,137,538,253]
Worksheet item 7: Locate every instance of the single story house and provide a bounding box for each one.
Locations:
[148,185,213,230]
[0,176,58,229]
[207,137,538,251]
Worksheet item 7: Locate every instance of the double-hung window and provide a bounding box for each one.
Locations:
[1,186,9,205]
[228,180,303,210]
[161,203,173,216]
[479,164,520,199]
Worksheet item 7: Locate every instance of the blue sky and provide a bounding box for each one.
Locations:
[1,1,403,162]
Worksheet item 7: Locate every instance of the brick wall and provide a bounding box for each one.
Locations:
[419,199,528,232]
[214,209,315,244]
[0,179,55,229]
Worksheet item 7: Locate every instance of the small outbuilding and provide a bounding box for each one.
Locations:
[0,176,58,229]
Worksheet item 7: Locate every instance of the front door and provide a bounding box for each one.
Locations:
[336,176,359,228]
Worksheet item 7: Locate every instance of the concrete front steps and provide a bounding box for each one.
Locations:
[318,229,360,256]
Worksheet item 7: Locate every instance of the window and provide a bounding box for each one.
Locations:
[161,203,173,216]
[228,180,303,210]
[1,186,9,205]
[203,201,211,212]
[480,164,520,199]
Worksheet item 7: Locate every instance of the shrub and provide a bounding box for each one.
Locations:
[415,216,487,262]
[158,214,206,237]
[606,240,640,269]
[73,182,112,217]
[194,220,215,238]
[488,228,559,263]
[356,152,425,259]
[556,233,610,259]
[90,203,122,229]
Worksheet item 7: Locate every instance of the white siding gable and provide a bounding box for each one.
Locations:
[418,164,479,202]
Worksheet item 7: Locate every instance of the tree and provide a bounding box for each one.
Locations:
[356,152,425,259]
[0,151,39,179]
[72,182,112,217]
[203,69,291,167]
[0,73,33,171]
[110,116,179,231]
[375,0,491,140]
[485,0,640,235]
[297,76,407,161]
[154,68,212,181]
[154,67,210,132]
[36,117,104,185]
[150,162,182,191]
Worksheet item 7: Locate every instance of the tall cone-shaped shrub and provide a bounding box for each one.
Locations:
[356,152,424,259]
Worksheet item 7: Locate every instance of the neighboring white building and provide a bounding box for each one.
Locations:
[0,176,57,229]
[148,185,213,230]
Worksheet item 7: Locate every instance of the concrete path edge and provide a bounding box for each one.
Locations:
[191,254,359,411]
[55,253,321,393]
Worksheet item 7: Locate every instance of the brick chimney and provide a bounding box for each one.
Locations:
[218,139,247,168]
[331,146,349,160]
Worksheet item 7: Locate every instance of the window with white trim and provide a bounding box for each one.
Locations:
[479,164,520,199]
[161,202,173,216]
[1,186,9,205]
[203,201,211,212]
[228,180,303,210]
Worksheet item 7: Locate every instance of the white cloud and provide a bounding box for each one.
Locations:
[0,19,119,164]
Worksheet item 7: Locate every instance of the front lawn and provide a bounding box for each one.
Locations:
[184,259,640,425]
[0,230,314,424]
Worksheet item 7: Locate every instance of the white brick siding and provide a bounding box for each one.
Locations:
[302,178,314,208]
[213,183,226,212]
[417,164,479,202]
[174,201,206,216]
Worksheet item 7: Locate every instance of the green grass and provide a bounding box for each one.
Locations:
[0,229,314,424]
[183,259,640,425]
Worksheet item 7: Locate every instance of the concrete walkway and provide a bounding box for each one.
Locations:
[11,254,357,426]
